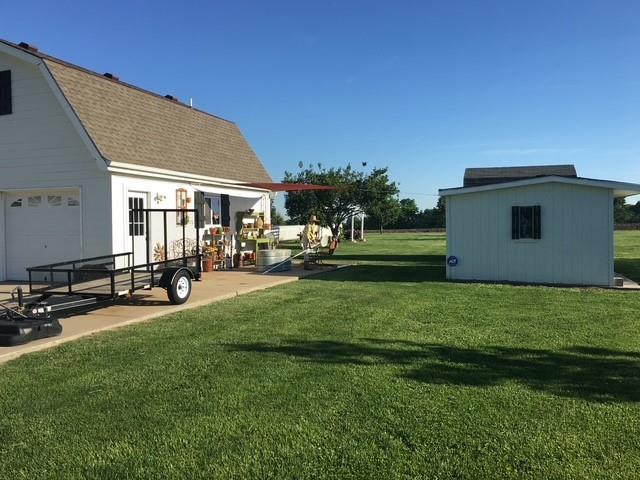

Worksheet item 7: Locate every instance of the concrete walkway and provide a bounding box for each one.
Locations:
[0,265,336,364]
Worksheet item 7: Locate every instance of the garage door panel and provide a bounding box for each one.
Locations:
[5,189,81,280]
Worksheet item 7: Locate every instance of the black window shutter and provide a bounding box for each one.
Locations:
[194,191,205,228]
[0,70,12,115]
[533,205,541,239]
[511,206,520,239]
[221,194,230,227]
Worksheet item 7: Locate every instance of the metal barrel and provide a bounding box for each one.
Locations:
[256,249,292,273]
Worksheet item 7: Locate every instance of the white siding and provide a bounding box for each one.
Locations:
[445,182,614,286]
[0,52,110,279]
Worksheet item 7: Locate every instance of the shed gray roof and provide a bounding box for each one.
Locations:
[463,165,576,187]
[440,175,640,198]
[1,39,272,184]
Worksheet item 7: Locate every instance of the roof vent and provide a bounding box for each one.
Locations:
[103,72,119,81]
[18,42,38,52]
[164,94,179,102]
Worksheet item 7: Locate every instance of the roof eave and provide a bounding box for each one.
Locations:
[440,176,640,198]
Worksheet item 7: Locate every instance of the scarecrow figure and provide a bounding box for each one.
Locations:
[302,215,320,270]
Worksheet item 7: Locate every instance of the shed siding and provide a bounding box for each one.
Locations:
[0,52,111,279]
[445,182,613,286]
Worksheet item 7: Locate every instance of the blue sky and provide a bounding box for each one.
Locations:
[3,0,639,208]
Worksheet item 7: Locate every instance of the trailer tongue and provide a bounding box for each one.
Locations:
[0,208,202,347]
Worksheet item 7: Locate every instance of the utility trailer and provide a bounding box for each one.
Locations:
[0,208,202,346]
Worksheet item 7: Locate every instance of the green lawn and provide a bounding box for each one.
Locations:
[1,232,639,479]
[615,230,640,282]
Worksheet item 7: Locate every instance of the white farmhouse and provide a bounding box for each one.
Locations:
[0,39,273,280]
[439,165,640,287]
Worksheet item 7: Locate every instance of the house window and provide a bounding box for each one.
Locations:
[48,195,62,206]
[67,196,80,207]
[10,198,22,207]
[176,188,188,225]
[129,197,145,236]
[28,196,42,207]
[0,70,11,116]
[512,205,541,239]
[204,195,221,225]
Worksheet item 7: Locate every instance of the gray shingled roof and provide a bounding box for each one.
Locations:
[3,39,272,184]
[463,165,576,187]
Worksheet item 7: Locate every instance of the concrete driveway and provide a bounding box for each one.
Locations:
[0,266,337,364]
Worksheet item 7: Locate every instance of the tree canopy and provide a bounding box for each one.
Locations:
[614,198,640,224]
[283,164,398,236]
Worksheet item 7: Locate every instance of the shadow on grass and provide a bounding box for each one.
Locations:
[614,258,640,283]
[225,339,640,403]
[328,254,444,263]
[310,264,446,283]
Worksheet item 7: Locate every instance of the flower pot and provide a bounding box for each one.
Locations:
[202,257,213,272]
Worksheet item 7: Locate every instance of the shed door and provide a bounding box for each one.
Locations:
[5,190,82,280]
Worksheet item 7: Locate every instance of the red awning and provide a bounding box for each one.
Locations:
[245,182,337,192]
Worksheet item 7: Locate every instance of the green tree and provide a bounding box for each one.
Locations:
[363,168,401,233]
[630,201,640,223]
[270,203,285,225]
[420,197,446,228]
[284,164,366,237]
[283,164,398,238]
[368,196,401,233]
[614,198,633,224]
[397,198,419,228]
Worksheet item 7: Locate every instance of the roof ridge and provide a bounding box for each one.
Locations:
[0,38,236,125]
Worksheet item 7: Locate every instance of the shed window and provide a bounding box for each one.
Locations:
[0,70,11,116]
[512,205,541,240]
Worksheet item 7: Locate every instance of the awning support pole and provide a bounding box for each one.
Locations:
[351,215,355,242]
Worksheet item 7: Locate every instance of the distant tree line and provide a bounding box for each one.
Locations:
[614,198,640,224]
[363,197,446,231]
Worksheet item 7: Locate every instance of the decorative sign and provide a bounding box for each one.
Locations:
[447,255,458,267]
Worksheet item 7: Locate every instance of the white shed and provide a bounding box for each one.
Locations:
[439,165,640,287]
[0,39,273,280]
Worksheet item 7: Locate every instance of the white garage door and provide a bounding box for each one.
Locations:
[5,190,82,280]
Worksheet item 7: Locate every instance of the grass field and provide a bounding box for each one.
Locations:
[615,231,640,282]
[0,232,639,479]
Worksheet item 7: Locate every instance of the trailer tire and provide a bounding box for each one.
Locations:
[167,271,192,305]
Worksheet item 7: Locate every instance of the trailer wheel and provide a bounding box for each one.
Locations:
[168,271,192,304]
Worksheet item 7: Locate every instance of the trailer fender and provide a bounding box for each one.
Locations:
[158,268,195,290]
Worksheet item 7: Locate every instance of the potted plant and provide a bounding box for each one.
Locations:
[202,245,217,272]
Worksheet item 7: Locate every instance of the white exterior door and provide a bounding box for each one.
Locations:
[127,192,148,266]
[5,189,82,280]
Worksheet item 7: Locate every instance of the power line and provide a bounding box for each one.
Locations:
[399,191,440,197]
